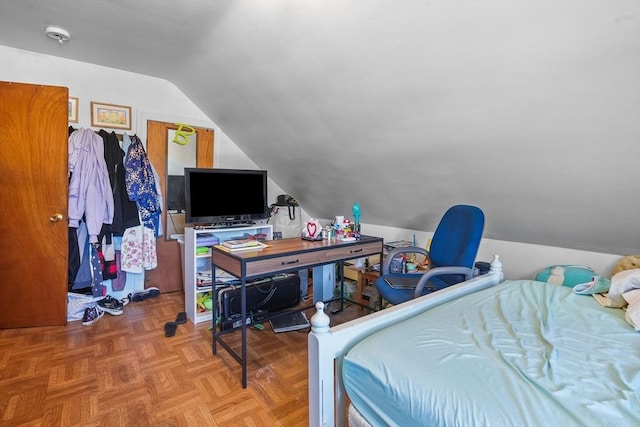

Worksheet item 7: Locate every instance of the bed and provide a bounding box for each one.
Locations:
[308,255,640,427]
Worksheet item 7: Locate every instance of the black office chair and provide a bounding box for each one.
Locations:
[375,205,485,305]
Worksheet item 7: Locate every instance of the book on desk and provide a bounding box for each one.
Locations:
[217,240,268,251]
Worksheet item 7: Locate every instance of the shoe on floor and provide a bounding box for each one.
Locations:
[81,306,104,325]
[175,312,187,324]
[164,322,177,337]
[129,287,160,302]
[96,295,124,315]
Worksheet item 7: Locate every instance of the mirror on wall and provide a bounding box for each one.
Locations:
[165,129,197,238]
[167,129,197,175]
[147,119,214,292]
[147,120,214,241]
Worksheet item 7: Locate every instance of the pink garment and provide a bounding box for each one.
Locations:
[110,251,127,291]
[120,225,157,273]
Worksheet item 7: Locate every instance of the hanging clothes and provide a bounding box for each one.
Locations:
[72,222,92,292]
[120,225,158,273]
[68,227,80,292]
[68,125,81,291]
[98,235,118,280]
[124,134,162,237]
[99,130,140,236]
[68,128,114,243]
[72,222,104,297]
[149,161,164,238]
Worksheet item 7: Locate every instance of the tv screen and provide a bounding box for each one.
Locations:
[184,168,268,225]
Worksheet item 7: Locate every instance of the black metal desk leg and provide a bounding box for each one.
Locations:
[241,277,247,388]
[339,260,345,312]
[212,266,217,355]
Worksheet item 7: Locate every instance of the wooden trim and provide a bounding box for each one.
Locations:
[146,120,214,293]
[196,128,214,168]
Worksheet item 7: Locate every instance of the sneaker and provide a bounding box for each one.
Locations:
[97,295,124,315]
[81,306,104,325]
[129,287,160,302]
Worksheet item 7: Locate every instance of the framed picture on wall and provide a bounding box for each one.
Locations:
[90,101,132,130]
[68,97,79,123]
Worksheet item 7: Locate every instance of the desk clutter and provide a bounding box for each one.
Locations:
[383,240,430,273]
[303,215,361,241]
[302,202,364,241]
[217,273,301,331]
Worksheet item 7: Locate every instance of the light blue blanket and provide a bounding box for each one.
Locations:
[343,280,640,427]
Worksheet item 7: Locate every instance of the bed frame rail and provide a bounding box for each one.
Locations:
[308,255,504,427]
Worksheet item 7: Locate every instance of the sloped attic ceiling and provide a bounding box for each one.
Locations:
[0,0,638,255]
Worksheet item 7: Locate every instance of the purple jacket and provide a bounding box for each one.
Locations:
[68,128,114,243]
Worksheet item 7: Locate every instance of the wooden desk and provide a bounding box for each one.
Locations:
[211,235,384,387]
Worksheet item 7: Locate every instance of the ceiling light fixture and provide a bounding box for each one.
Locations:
[45,26,70,44]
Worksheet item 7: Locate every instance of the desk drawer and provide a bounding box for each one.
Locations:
[245,251,321,277]
[323,242,382,263]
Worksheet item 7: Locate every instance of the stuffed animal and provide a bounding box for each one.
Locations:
[547,265,566,285]
[611,254,640,277]
[535,265,595,287]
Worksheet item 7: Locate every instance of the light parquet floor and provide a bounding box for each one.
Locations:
[0,292,364,426]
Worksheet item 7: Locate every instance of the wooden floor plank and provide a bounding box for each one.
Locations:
[0,291,363,426]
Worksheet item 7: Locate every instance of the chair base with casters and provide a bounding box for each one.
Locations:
[375,205,485,306]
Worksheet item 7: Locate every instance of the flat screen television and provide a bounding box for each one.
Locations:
[184,168,269,225]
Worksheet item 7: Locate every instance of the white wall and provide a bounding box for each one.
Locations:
[1,45,623,280]
[0,45,288,204]
[362,223,621,280]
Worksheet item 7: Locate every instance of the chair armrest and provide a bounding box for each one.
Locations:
[413,266,474,298]
[381,247,430,274]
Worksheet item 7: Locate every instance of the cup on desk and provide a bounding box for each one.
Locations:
[406,262,417,272]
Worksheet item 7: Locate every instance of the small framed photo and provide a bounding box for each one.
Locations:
[90,101,132,130]
[68,97,79,123]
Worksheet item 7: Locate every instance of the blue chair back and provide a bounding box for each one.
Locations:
[374,204,485,305]
[429,205,485,270]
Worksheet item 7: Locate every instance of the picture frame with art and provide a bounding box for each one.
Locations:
[68,97,79,123]
[90,101,132,130]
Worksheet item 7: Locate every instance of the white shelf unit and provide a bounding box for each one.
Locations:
[184,224,273,324]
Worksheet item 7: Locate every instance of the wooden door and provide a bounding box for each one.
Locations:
[145,120,214,293]
[0,81,69,328]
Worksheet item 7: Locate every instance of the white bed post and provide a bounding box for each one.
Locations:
[308,302,336,427]
[489,254,503,282]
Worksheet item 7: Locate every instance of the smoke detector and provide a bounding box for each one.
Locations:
[45,26,70,44]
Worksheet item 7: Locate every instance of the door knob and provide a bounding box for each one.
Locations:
[50,213,64,222]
